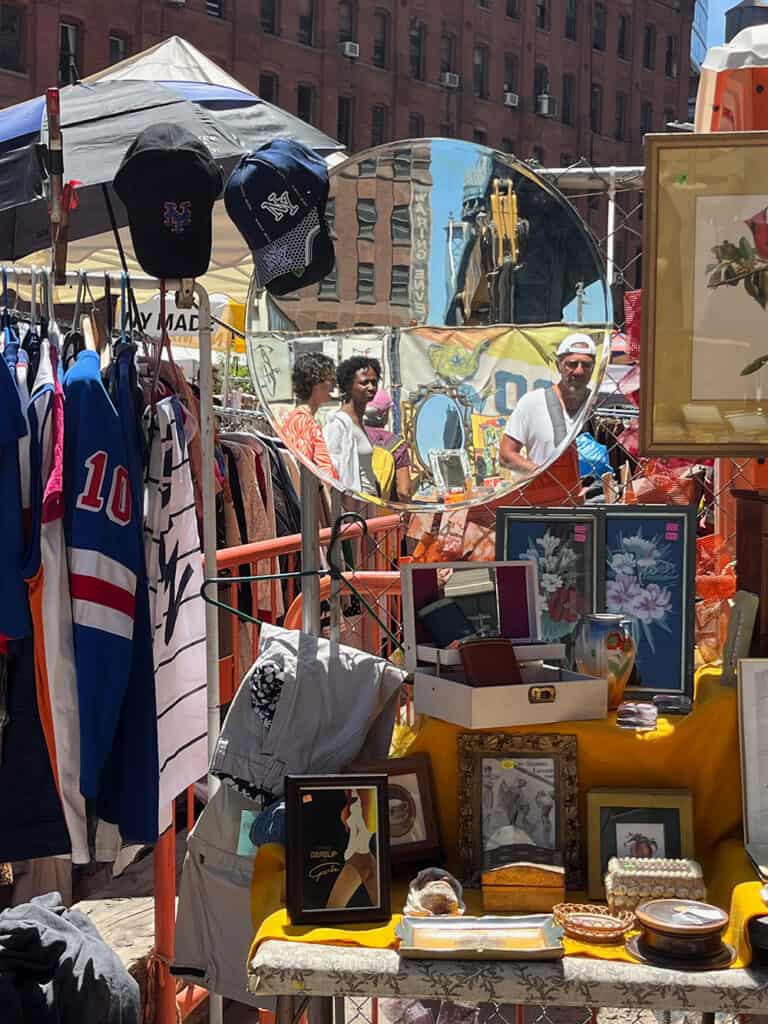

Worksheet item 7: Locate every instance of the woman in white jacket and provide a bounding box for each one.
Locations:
[323,356,382,497]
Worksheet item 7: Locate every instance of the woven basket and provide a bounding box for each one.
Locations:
[552,903,635,944]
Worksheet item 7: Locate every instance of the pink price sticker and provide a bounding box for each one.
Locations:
[665,522,680,542]
[573,525,587,543]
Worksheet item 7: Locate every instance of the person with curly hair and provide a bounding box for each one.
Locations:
[323,356,382,497]
[280,353,337,479]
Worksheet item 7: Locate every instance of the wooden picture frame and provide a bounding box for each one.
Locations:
[600,505,696,699]
[721,591,760,687]
[586,788,695,900]
[457,733,582,889]
[285,774,391,926]
[348,753,441,867]
[495,508,600,647]
[641,131,768,456]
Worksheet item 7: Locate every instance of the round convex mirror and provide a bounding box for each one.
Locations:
[246,139,612,512]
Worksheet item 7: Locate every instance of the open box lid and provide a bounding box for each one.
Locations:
[401,560,543,674]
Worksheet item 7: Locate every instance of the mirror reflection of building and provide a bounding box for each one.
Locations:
[500,334,597,474]
[280,353,338,479]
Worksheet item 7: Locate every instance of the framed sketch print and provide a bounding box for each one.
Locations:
[641,132,768,456]
[495,508,599,645]
[586,788,695,899]
[737,660,768,878]
[600,505,696,698]
[285,774,391,925]
[349,753,441,867]
[457,733,582,889]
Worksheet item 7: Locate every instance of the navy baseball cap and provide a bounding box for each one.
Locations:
[115,123,223,280]
[224,139,335,296]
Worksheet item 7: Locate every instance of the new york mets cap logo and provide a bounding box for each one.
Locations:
[163,201,192,234]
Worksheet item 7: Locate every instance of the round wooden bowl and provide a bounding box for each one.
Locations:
[552,904,635,944]
[635,899,729,960]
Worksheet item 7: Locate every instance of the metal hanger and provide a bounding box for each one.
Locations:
[200,511,401,649]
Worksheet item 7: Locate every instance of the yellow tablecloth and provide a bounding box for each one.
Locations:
[249,669,765,969]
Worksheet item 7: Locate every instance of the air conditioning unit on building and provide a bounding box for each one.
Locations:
[166,0,186,7]
[504,91,519,108]
[536,93,557,117]
[341,41,360,59]
[441,71,460,89]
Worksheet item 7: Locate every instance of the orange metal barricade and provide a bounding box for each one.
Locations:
[153,513,404,1024]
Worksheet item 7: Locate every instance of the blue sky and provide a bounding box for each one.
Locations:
[708,0,729,46]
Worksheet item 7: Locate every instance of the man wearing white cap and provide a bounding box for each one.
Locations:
[500,333,596,473]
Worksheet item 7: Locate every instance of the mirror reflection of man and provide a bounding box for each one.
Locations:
[500,334,596,474]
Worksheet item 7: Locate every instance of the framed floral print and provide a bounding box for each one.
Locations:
[495,508,599,650]
[641,132,768,455]
[600,506,696,699]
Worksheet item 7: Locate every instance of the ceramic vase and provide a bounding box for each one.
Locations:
[574,614,636,710]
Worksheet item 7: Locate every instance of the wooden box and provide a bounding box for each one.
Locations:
[481,862,565,913]
[604,857,705,913]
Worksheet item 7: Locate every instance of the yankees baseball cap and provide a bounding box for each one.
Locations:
[114,123,224,280]
[224,139,335,296]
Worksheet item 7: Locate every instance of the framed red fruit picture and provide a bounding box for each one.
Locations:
[642,131,768,455]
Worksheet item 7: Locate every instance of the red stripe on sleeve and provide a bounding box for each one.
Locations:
[70,573,136,619]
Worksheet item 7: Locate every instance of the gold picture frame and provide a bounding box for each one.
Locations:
[586,788,695,899]
[641,131,768,456]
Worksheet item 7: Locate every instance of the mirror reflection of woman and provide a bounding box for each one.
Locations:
[280,353,338,478]
[326,788,380,909]
[324,357,381,498]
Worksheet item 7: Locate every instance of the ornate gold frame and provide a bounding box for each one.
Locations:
[401,385,475,490]
[457,732,582,889]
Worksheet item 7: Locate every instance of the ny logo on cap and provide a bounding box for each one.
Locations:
[261,190,299,222]
[163,201,192,234]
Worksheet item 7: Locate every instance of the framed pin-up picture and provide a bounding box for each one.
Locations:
[641,132,768,455]
[600,505,696,699]
[285,774,391,926]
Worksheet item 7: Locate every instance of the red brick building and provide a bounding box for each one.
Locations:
[0,0,692,165]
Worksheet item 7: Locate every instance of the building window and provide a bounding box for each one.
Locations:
[259,72,279,104]
[440,32,456,74]
[664,106,676,130]
[560,152,573,166]
[532,145,544,164]
[373,9,389,68]
[478,0,490,8]
[665,34,679,78]
[535,0,549,31]
[391,205,411,243]
[409,19,425,80]
[504,53,519,93]
[325,198,336,238]
[617,14,631,60]
[207,0,224,16]
[440,121,454,137]
[561,73,574,125]
[339,0,356,43]
[473,45,489,99]
[261,0,279,34]
[359,157,377,176]
[108,33,129,65]
[473,128,488,145]
[357,198,378,240]
[615,92,627,141]
[534,62,549,98]
[408,112,424,137]
[357,263,375,303]
[590,82,603,134]
[316,321,338,330]
[506,0,520,18]
[297,0,314,45]
[592,2,606,51]
[318,266,338,299]
[0,5,24,72]
[564,0,577,40]
[640,100,653,136]
[371,104,388,147]
[643,24,656,70]
[390,265,410,305]
[297,83,314,123]
[393,149,411,177]
[337,96,353,148]
[59,22,79,84]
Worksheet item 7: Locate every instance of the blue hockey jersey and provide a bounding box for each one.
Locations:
[63,349,158,844]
